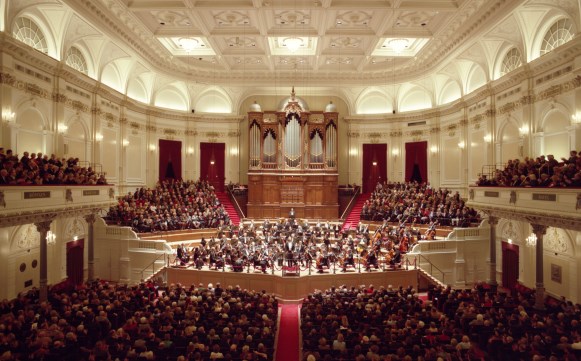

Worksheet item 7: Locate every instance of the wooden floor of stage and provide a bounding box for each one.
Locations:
[164,263,419,300]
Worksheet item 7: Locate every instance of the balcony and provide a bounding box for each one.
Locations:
[467,186,581,231]
[0,185,116,227]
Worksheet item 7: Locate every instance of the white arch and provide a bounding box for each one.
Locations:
[11,11,58,59]
[355,88,393,114]
[193,86,233,114]
[530,14,576,61]
[154,85,189,111]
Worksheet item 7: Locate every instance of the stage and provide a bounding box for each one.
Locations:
[164,265,418,301]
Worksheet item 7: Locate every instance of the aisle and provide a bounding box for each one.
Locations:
[275,304,300,361]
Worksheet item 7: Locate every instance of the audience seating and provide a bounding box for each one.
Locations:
[477,151,581,187]
[0,281,278,361]
[106,179,231,233]
[0,148,107,185]
[361,182,481,227]
[301,283,581,361]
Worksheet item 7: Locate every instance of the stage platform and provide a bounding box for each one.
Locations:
[165,265,418,301]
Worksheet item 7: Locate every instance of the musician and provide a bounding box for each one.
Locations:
[176,243,185,265]
[286,248,295,267]
[341,249,355,272]
[289,207,295,219]
[365,248,379,271]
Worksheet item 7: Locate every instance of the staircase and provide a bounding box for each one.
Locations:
[342,193,370,231]
[216,192,241,226]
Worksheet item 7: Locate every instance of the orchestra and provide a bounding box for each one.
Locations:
[172,217,437,274]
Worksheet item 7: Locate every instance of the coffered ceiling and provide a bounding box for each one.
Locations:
[58,0,526,85]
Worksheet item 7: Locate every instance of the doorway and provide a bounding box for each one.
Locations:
[200,142,225,192]
[501,242,519,291]
[362,144,387,193]
[66,239,84,286]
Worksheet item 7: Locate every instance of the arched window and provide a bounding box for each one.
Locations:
[65,47,88,75]
[541,19,574,55]
[12,17,48,54]
[500,48,522,76]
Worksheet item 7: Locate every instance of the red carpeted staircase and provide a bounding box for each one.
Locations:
[275,304,300,361]
[342,193,370,231]
[216,192,241,226]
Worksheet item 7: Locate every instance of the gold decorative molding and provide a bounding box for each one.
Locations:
[348,131,360,138]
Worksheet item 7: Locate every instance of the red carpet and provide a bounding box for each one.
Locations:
[275,304,300,361]
[342,193,370,231]
[215,192,241,226]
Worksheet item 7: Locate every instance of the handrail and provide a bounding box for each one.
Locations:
[140,252,169,281]
[418,254,447,285]
[339,186,361,220]
[226,186,246,219]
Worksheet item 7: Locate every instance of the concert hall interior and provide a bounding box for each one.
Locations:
[1,0,581,360]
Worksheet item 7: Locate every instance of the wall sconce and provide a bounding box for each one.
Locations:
[2,110,15,124]
[525,233,537,247]
[47,231,56,245]
[430,145,438,154]
[349,148,358,156]
[210,160,215,165]
[58,123,68,134]
[458,141,465,149]
[392,149,399,157]
[519,125,529,136]
[572,113,581,124]
[187,147,194,155]
[483,134,492,143]
[372,161,377,166]
[122,139,130,147]
[149,144,156,152]
[95,133,103,142]
[230,147,238,156]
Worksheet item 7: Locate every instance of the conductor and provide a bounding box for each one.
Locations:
[289,207,295,219]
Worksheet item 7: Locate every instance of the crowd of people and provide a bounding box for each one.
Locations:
[0,148,107,185]
[302,283,581,361]
[0,281,278,361]
[361,182,480,227]
[106,179,231,233]
[476,151,581,187]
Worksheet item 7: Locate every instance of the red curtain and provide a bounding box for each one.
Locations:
[200,142,225,192]
[502,242,519,290]
[66,239,84,286]
[405,141,428,183]
[159,139,182,181]
[362,144,387,193]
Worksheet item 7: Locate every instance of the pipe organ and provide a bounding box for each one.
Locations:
[247,88,339,219]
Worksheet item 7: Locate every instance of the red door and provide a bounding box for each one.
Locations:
[362,144,387,193]
[66,239,84,286]
[502,242,519,290]
[200,143,225,192]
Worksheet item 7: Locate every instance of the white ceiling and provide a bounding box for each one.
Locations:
[57,0,529,85]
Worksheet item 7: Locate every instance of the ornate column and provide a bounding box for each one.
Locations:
[488,215,499,287]
[85,213,97,282]
[35,220,52,302]
[532,223,548,310]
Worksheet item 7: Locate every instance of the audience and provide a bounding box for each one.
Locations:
[302,283,581,361]
[106,179,231,233]
[0,281,278,361]
[0,148,107,185]
[361,182,480,227]
[477,151,581,187]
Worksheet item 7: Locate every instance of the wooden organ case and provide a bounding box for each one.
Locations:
[247,89,339,219]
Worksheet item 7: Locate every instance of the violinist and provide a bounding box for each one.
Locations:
[365,248,379,271]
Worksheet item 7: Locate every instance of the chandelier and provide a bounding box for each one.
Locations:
[525,233,537,247]
[178,37,200,52]
[388,38,409,53]
[283,37,303,53]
